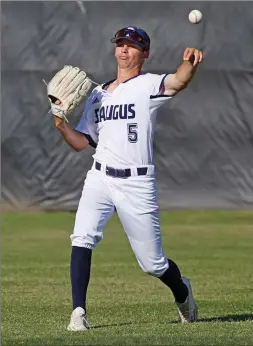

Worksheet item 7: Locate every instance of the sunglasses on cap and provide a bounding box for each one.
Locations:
[111,28,150,51]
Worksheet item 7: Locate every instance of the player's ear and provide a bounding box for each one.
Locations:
[144,50,150,59]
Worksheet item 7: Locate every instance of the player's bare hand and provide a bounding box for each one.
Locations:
[183,48,203,66]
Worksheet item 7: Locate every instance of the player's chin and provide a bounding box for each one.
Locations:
[118,61,130,68]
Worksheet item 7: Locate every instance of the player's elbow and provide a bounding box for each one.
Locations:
[164,83,187,96]
[71,141,89,152]
[76,145,89,152]
[163,75,188,96]
[73,147,84,152]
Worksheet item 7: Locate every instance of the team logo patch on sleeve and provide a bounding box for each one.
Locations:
[92,97,100,104]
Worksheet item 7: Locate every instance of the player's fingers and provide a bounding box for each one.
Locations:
[193,50,201,66]
[187,48,193,60]
[199,51,203,63]
[55,99,61,105]
[196,50,203,64]
[183,52,188,61]
[183,48,191,60]
[193,52,198,66]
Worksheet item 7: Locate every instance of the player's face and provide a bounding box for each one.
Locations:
[115,39,149,69]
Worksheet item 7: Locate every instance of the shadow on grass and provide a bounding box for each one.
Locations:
[90,322,134,329]
[170,314,253,324]
[197,314,253,323]
[90,314,253,329]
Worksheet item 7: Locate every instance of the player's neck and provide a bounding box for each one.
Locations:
[116,66,141,84]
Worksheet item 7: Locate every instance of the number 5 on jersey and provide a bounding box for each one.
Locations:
[127,123,138,143]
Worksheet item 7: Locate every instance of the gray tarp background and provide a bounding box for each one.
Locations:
[1,1,253,210]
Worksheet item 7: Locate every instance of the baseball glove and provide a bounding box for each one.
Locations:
[46,65,93,122]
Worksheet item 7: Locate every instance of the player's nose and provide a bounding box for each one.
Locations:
[121,45,129,52]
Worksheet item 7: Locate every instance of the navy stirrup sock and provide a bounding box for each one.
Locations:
[70,246,92,312]
[159,259,188,303]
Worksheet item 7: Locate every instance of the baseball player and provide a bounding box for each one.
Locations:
[50,26,203,331]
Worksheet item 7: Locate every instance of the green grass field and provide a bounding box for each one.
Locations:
[2,210,253,345]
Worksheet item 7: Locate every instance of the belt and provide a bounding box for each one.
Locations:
[95,161,148,178]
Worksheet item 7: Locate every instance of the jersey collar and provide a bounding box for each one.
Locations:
[102,73,145,90]
[102,79,116,90]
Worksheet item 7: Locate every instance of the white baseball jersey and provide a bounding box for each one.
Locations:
[76,73,172,167]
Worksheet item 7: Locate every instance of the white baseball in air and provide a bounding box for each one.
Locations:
[188,9,202,24]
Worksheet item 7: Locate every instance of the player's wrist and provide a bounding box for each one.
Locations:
[54,115,66,128]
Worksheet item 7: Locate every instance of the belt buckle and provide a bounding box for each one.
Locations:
[106,166,118,177]
[105,166,111,175]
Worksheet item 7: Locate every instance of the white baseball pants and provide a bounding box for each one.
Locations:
[70,163,169,277]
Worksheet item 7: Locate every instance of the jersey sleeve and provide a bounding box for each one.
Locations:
[75,91,99,149]
[149,73,173,109]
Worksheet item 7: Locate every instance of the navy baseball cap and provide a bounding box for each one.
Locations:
[111,26,150,51]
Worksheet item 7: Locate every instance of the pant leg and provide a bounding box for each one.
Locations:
[70,170,115,249]
[114,175,169,277]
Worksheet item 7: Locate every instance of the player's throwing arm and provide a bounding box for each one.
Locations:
[162,48,203,96]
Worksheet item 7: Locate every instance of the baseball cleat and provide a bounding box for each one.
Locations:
[175,277,198,323]
[67,307,89,331]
